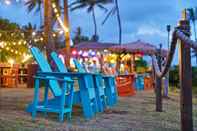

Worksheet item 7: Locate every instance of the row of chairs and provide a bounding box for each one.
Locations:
[27,47,118,122]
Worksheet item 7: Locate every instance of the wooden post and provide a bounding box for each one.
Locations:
[155,44,162,112]
[178,10,193,131]
[155,75,162,111]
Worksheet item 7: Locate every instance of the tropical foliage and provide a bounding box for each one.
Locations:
[70,0,113,41]
[169,66,197,94]
[187,8,197,65]
[72,27,90,44]
[0,18,29,63]
[102,0,122,44]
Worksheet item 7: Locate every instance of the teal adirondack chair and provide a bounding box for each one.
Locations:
[51,52,99,112]
[28,47,97,119]
[28,47,74,122]
[73,58,118,107]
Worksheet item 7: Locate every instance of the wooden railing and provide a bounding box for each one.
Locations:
[152,10,196,131]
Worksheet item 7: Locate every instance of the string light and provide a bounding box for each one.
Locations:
[6,47,10,50]
[18,41,22,45]
[52,33,56,37]
[8,59,14,66]
[4,0,11,5]
[32,31,36,36]
[51,1,69,33]
[40,37,44,41]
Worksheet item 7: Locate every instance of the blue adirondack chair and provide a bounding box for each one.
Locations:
[135,74,144,91]
[50,52,100,112]
[73,58,118,107]
[28,47,74,122]
[28,47,97,119]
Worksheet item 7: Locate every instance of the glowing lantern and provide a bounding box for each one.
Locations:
[91,51,96,56]
[97,52,101,56]
[4,0,11,5]
[82,51,88,57]
[8,59,14,66]
[92,57,98,61]
[78,50,83,55]
[110,59,116,64]
[72,50,77,56]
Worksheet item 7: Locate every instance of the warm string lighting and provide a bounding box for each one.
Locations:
[0,40,28,55]
[51,1,69,33]
[1,0,26,5]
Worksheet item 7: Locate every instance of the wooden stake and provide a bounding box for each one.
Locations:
[178,17,193,131]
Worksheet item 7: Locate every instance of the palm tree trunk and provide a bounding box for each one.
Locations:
[92,8,98,38]
[39,6,42,28]
[44,0,54,61]
[64,0,71,67]
[115,0,122,45]
[192,21,197,65]
[193,21,197,41]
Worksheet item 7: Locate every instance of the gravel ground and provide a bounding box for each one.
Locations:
[0,87,196,131]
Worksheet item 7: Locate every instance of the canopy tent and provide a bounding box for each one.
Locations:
[109,40,168,57]
[74,42,116,51]
[72,40,168,57]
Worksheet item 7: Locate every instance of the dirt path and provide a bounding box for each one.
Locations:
[0,88,196,131]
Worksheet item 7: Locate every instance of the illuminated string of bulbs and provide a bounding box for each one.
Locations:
[51,1,69,33]
[0,40,28,55]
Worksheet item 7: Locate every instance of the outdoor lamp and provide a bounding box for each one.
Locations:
[167,25,171,32]
[166,25,171,49]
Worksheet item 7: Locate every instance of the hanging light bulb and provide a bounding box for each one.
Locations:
[32,31,36,36]
[4,0,11,5]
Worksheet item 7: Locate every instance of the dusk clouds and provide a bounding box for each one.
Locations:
[0,0,197,64]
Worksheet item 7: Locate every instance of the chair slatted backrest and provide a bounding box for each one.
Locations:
[51,52,73,82]
[72,59,86,73]
[51,52,68,73]
[51,53,96,99]
[30,47,62,97]
[72,58,96,98]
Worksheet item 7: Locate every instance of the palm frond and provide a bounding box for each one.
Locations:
[102,6,116,25]
[70,3,87,11]
[87,6,94,13]
[97,4,108,12]
[25,0,42,14]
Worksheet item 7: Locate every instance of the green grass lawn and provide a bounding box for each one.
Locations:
[0,88,196,131]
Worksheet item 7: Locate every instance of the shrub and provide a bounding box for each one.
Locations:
[169,66,197,94]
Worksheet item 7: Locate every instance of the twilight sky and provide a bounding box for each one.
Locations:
[0,0,197,65]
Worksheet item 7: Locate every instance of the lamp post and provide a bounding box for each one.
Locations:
[166,25,171,50]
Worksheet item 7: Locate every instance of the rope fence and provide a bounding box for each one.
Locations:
[151,10,196,131]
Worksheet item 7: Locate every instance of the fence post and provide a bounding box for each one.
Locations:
[178,9,193,131]
[155,44,162,112]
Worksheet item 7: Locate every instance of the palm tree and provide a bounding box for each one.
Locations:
[188,8,197,65]
[22,22,36,43]
[114,0,122,45]
[43,0,55,60]
[102,0,122,44]
[63,0,71,66]
[25,0,43,28]
[73,27,90,44]
[70,0,112,41]
[25,0,55,60]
